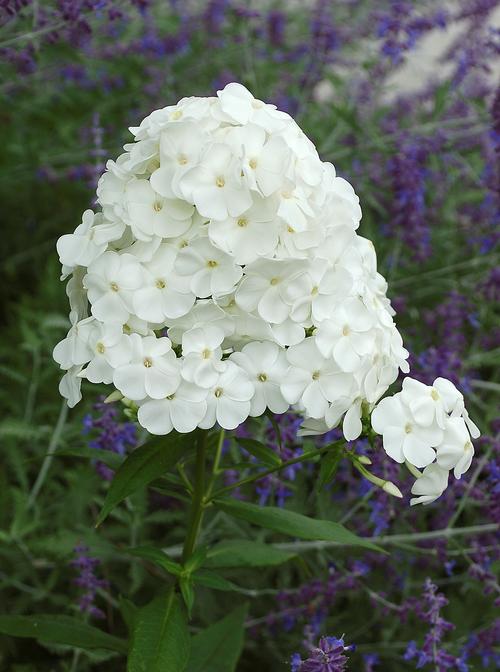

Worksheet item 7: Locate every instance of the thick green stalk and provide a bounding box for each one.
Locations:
[181,430,208,564]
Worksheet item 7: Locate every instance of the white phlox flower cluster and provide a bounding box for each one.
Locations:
[54,82,410,438]
[371,377,480,506]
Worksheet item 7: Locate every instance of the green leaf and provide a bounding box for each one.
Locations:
[214,499,381,551]
[236,438,282,468]
[97,434,189,526]
[127,546,182,577]
[119,596,138,634]
[192,570,241,592]
[128,589,190,672]
[179,577,195,617]
[0,614,127,654]
[317,448,343,491]
[187,604,247,672]
[184,545,208,574]
[205,539,296,568]
[54,446,123,469]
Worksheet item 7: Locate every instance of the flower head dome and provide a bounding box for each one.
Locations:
[54,83,409,437]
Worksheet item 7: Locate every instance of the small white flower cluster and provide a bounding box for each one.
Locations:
[371,377,480,505]
[54,82,409,437]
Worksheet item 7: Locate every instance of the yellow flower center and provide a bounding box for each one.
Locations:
[237,218,248,228]
[177,153,188,165]
[342,325,350,336]
[110,281,119,292]
[96,342,105,354]
[431,389,439,401]
[215,176,225,188]
[312,370,320,380]
[214,387,223,398]
[249,158,258,169]
[270,277,280,286]
[207,260,218,268]
[202,348,212,359]
[143,357,153,368]
[155,279,166,289]
[405,423,412,434]
[153,200,163,212]
[258,373,268,382]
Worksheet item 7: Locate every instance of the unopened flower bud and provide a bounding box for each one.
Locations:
[383,481,403,498]
[104,390,123,403]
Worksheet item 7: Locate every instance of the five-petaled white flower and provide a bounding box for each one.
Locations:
[371,393,443,468]
[175,237,243,298]
[230,341,289,416]
[199,361,254,430]
[181,325,226,388]
[133,243,195,322]
[113,334,180,400]
[410,464,449,506]
[138,381,208,435]
[281,337,353,419]
[84,252,143,325]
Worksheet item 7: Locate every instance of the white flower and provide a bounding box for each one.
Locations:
[208,195,279,264]
[113,334,180,400]
[59,365,83,408]
[78,321,131,384]
[181,325,226,388]
[84,252,143,324]
[436,417,475,479]
[56,210,123,271]
[315,297,374,372]
[401,377,448,429]
[410,464,449,506]
[235,258,306,324]
[277,181,315,232]
[175,237,242,298]
[199,360,254,430]
[133,243,195,323]
[226,124,290,196]
[138,382,208,434]
[179,143,252,220]
[230,341,289,416]
[281,337,353,419]
[125,179,194,240]
[216,82,288,131]
[56,80,450,468]
[284,259,352,325]
[53,314,94,371]
[433,377,480,438]
[371,393,443,468]
[150,120,207,199]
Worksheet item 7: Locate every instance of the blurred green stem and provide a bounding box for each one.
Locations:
[27,400,67,509]
[209,441,343,501]
[181,430,209,564]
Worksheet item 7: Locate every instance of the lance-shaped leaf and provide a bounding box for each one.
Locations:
[97,434,189,526]
[214,499,381,551]
[235,438,282,468]
[127,588,190,672]
[127,546,182,577]
[186,604,248,672]
[205,539,296,568]
[0,614,127,653]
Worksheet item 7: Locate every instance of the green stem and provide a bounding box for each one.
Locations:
[27,400,68,509]
[205,429,224,501]
[181,430,208,564]
[209,443,341,501]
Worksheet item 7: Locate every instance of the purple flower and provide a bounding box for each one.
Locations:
[71,544,108,619]
[83,399,137,480]
[291,636,354,672]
